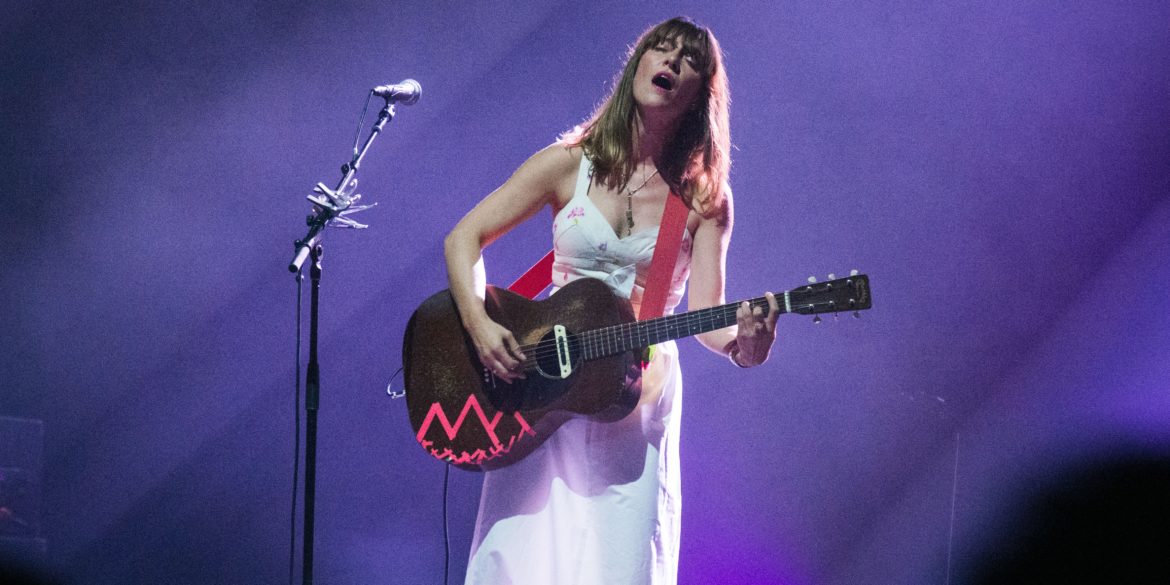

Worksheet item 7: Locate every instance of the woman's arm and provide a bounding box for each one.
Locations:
[687,186,779,367]
[444,143,579,381]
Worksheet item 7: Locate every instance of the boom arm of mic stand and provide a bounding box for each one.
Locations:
[288,101,397,273]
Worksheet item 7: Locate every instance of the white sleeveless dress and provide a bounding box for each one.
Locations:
[464,154,694,585]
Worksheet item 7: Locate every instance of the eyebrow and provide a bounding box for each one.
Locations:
[648,31,711,70]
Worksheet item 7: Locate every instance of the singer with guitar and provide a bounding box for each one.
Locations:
[441,17,776,585]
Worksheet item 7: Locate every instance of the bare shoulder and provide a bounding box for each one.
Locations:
[517,142,582,209]
[527,142,581,173]
[511,142,580,186]
[696,180,734,232]
[718,182,734,226]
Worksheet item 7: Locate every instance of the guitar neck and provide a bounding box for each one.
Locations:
[575,273,871,361]
[576,296,785,361]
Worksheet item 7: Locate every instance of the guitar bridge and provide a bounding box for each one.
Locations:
[553,324,573,379]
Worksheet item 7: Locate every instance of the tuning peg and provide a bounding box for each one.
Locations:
[807,276,818,284]
[850,269,859,276]
[813,316,822,324]
[828,273,836,280]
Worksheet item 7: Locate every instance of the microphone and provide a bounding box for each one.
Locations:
[372,79,421,105]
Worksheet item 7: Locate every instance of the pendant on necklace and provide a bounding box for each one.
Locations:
[623,168,659,237]
[626,195,635,235]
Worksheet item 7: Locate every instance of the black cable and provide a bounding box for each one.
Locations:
[289,273,304,585]
[443,462,451,585]
[350,92,374,166]
[382,366,455,583]
[380,335,454,584]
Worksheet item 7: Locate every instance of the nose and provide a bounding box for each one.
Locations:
[660,47,683,72]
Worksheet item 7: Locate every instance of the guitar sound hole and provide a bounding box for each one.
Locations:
[533,330,581,380]
[479,331,579,414]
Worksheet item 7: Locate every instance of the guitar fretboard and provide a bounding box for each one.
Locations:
[577,296,783,360]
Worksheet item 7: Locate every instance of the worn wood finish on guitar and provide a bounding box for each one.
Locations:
[403,278,642,471]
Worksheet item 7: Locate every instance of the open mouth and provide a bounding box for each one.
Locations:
[651,73,674,91]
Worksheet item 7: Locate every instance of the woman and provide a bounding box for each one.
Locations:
[443,17,778,585]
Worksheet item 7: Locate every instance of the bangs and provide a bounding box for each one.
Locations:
[641,18,717,76]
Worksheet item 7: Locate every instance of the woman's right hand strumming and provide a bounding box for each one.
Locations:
[464,314,526,383]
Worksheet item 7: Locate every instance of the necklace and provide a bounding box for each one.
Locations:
[624,167,659,237]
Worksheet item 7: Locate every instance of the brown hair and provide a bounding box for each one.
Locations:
[563,17,730,217]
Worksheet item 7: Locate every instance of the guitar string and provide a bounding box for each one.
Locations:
[513,293,862,369]
[506,280,866,371]
[515,314,736,370]
[512,298,776,369]
[516,298,770,363]
[515,300,749,358]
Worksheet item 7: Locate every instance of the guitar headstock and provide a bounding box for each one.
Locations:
[785,271,872,319]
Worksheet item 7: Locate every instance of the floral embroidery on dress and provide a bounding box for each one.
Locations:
[566,206,585,220]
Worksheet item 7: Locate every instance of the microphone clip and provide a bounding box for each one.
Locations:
[306,179,377,230]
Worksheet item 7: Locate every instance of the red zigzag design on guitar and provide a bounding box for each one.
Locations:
[416,394,535,465]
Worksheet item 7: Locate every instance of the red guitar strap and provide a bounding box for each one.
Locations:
[635,193,689,320]
[508,193,689,321]
[506,249,556,300]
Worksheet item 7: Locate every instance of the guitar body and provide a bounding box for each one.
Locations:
[403,277,642,471]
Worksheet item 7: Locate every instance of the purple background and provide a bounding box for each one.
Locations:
[2,1,1168,583]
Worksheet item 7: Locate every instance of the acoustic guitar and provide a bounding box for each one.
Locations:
[403,273,872,471]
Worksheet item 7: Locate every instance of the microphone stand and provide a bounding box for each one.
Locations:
[288,99,398,585]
